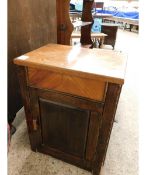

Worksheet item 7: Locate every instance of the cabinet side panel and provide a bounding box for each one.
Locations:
[16,66,41,151]
[93,83,122,174]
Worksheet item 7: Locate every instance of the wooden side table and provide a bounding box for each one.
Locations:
[14,44,127,175]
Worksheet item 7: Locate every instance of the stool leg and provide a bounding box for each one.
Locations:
[99,37,104,48]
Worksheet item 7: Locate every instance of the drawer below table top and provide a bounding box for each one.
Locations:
[27,67,107,102]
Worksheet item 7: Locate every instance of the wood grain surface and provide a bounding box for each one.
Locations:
[81,0,94,45]
[14,44,127,84]
[8,0,57,122]
[56,0,74,45]
[28,68,106,101]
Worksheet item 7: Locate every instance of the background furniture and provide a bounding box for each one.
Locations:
[71,32,107,48]
[93,1,104,12]
[8,0,73,125]
[101,23,119,49]
[104,16,139,31]
[96,4,139,31]
[14,44,127,175]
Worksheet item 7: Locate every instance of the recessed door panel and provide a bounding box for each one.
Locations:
[39,98,90,158]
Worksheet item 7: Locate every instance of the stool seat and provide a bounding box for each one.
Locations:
[71,32,107,48]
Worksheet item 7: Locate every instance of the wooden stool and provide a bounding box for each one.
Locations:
[71,32,107,48]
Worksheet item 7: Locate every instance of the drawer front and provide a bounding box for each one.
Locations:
[27,68,106,101]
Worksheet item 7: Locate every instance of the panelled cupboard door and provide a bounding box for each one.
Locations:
[29,88,101,161]
[40,98,89,158]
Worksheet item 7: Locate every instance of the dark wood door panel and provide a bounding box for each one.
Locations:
[39,98,90,158]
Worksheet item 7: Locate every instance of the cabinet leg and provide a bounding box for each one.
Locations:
[10,124,16,136]
[92,166,105,175]
[99,166,106,175]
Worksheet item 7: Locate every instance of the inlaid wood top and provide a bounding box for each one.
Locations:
[14,44,127,84]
